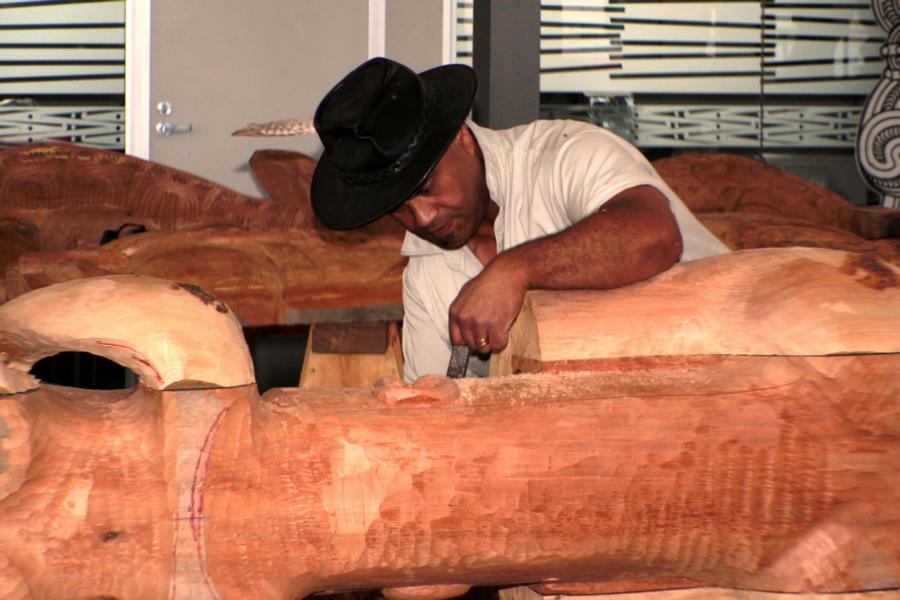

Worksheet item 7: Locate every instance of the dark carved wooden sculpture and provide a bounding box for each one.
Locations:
[2,145,900,330]
[0,247,897,599]
[653,152,900,265]
[0,143,405,320]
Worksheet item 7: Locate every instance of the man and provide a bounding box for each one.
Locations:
[311,57,729,380]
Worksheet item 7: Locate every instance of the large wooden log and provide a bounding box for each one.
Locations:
[0,248,897,598]
[492,247,900,376]
[653,153,900,266]
[2,354,896,598]
[652,152,900,240]
[0,144,407,318]
[4,227,405,326]
[0,143,314,247]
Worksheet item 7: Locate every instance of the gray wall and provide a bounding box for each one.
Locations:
[386,0,445,72]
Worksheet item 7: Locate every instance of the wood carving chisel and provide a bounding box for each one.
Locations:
[446,344,470,378]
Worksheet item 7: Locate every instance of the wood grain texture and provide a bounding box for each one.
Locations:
[300,322,403,388]
[696,213,900,266]
[0,261,896,598]
[5,227,406,326]
[0,143,311,249]
[492,248,900,377]
[653,152,900,240]
[0,356,895,598]
[506,584,900,600]
[0,275,254,390]
[4,146,899,334]
[0,144,407,324]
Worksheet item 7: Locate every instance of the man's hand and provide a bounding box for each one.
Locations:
[448,185,683,356]
[448,256,528,353]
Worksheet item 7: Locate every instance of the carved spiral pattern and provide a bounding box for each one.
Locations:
[882,82,900,111]
[872,124,900,164]
[858,106,900,188]
[874,0,900,31]
[856,0,900,202]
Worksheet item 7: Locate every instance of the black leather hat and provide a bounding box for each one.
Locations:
[311,57,477,230]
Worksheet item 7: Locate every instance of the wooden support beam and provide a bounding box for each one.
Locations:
[300,321,403,388]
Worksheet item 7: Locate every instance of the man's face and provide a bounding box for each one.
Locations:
[390,129,488,250]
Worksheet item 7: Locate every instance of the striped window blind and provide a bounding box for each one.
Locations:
[0,0,125,149]
[456,0,883,148]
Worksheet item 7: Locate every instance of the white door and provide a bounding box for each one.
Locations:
[129,0,452,197]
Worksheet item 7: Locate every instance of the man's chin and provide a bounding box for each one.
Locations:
[435,235,466,250]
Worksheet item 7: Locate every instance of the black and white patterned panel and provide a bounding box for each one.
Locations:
[457,0,884,149]
[0,0,125,95]
[537,0,882,95]
[0,0,125,149]
[856,0,900,207]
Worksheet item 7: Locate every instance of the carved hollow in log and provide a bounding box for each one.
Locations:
[0,275,254,392]
[0,249,897,599]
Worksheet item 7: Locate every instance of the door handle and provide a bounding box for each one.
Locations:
[155,121,192,136]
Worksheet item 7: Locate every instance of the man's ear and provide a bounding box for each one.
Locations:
[456,124,478,155]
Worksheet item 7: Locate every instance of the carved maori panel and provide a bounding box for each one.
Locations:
[857,0,900,208]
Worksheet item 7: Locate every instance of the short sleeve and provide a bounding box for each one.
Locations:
[551,129,668,223]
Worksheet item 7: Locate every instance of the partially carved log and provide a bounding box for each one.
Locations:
[0,275,254,393]
[5,146,900,327]
[0,248,897,598]
[492,247,900,376]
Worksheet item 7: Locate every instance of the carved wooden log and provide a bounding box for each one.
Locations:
[693,213,900,266]
[0,144,406,320]
[0,144,316,249]
[653,152,900,240]
[0,248,897,598]
[4,227,405,326]
[492,247,900,376]
[0,275,254,393]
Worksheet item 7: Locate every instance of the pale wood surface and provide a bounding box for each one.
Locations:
[300,322,403,388]
[0,355,895,598]
[502,585,900,600]
[0,275,254,390]
[492,247,900,376]
[0,259,897,597]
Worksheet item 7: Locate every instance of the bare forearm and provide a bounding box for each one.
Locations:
[448,185,683,352]
[492,185,683,291]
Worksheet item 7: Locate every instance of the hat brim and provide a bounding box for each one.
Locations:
[311,64,477,230]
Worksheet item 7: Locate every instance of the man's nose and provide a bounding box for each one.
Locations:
[408,198,437,228]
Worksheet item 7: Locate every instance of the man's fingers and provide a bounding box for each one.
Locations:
[487,327,509,352]
[473,331,491,353]
[449,320,464,347]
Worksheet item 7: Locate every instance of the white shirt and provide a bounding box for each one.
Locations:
[400,119,729,381]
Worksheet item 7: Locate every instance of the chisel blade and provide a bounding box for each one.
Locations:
[446,344,471,378]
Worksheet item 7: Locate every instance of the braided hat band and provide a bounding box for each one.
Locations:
[334,86,436,186]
